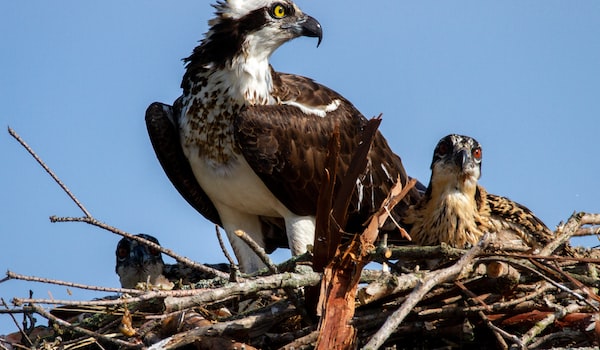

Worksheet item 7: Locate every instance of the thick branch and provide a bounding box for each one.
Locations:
[165,271,321,312]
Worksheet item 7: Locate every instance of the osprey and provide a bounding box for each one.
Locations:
[115,234,229,288]
[404,134,552,249]
[115,234,172,289]
[146,0,420,272]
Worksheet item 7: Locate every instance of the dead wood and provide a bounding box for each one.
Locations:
[5,127,600,350]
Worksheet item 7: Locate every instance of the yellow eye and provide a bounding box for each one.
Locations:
[272,4,287,18]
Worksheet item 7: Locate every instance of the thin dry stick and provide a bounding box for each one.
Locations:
[1,298,32,347]
[234,229,278,274]
[147,302,296,350]
[363,233,491,350]
[417,281,555,317]
[581,213,600,225]
[8,127,92,218]
[454,281,508,350]
[541,212,585,256]
[50,215,229,280]
[215,225,236,266]
[12,287,203,307]
[518,302,582,347]
[12,269,321,308]
[216,225,241,282]
[574,226,600,237]
[486,321,523,350]
[491,252,600,264]
[528,329,585,349]
[478,257,591,307]
[5,271,143,295]
[27,303,142,349]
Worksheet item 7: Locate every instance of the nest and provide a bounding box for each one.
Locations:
[4,126,600,350]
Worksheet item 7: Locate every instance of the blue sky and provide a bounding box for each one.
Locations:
[2,1,599,333]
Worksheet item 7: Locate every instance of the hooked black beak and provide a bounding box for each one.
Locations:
[299,15,323,47]
[454,149,469,170]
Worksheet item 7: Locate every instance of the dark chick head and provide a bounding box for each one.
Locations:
[115,234,165,289]
[430,134,483,190]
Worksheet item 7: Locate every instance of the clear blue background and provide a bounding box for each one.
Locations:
[2,1,599,334]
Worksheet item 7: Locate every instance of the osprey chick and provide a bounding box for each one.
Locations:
[147,0,420,272]
[115,234,229,288]
[405,134,552,249]
[115,234,172,289]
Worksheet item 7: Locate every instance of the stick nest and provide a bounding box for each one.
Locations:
[3,212,600,350]
[4,127,600,350]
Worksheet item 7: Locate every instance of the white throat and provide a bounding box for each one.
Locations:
[225,33,279,105]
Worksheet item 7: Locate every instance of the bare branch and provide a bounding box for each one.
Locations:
[5,271,143,295]
[1,298,32,347]
[50,215,230,279]
[27,303,142,348]
[8,127,92,218]
[215,225,236,267]
[165,270,321,312]
[518,302,582,347]
[234,229,278,274]
[542,212,585,255]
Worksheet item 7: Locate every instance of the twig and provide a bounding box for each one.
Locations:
[8,127,92,218]
[581,213,600,226]
[574,226,600,237]
[215,225,236,266]
[278,330,319,350]
[216,225,241,282]
[1,298,32,347]
[8,269,356,309]
[416,281,555,318]
[516,302,582,348]
[489,252,600,264]
[27,303,142,348]
[363,233,491,350]
[50,215,229,279]
[542,212,585,256]
[454,281,508,349]
[377,244,467,261]
[528,329,586,349]
[234,229,278,274]
[5,271,143,295]
[148,302,296,349]
[12,288,202,307]
[357,270,422,306]
[478,257,591,307]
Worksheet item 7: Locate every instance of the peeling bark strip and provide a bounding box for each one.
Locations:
[314,117,415,350]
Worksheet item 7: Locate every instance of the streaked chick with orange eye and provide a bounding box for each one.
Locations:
[404,134,552,249]
[115,234,173,289]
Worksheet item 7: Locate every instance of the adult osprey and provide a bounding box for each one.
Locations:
[146,0,420,272]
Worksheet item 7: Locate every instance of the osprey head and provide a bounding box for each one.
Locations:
[431,134,482,187]
[115,234,165,289]
[199,0,322,65]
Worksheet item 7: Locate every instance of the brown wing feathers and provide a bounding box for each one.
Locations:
[237,72,420,234]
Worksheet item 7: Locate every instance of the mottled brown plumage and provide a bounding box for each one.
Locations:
[146,0,421,272]
[405,134,552,249]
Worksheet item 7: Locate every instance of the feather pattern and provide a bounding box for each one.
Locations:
[405,134,552,249]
